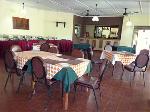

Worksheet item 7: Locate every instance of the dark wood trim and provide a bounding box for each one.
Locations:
[73,16,123,39]
[134,26,150,30]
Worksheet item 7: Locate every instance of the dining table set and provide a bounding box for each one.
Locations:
[14,50,92,110]
[100,50,136,65]
[12,46,142,110]
[100,50,138,77]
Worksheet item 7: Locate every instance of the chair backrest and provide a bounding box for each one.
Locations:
[48,47,59,54]
[10,45,22,52]
[71,49,84,58]
[104,45,112,51]
[87,47,93,60]
[40,43,50,52]
[98,59,108,83]
[4,50,16,71]
[139,49,149,55]
[31,56,46,79]
[39,40,46,45]
[135,53,149,68]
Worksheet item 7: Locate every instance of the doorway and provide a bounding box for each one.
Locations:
[132,26,150,54]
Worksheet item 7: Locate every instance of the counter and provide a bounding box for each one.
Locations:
[79,38,120,50]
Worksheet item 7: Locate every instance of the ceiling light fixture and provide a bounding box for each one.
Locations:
[92,4,99,22]
[92,16,99,21]
[21,3,26,14]
[126,17,133,26]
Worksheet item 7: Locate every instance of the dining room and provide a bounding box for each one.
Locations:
[0,0,150,112]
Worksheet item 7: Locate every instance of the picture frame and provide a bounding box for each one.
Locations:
[12,17,29,30]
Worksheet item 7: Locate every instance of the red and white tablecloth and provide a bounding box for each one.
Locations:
[100,50,136,65]
[15,51,91,79]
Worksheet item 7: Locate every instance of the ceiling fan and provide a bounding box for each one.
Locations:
[79,9,90,16]
[81,9,98,16]
[82,8,99,21]
[85,10,90,16]
[122,8,139,16]
[82,4,99,17]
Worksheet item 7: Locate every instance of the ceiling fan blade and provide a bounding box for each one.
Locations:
[85,10,89,16]
[133,11,139,14]
[129,11,139,15]
[123,13,128,16]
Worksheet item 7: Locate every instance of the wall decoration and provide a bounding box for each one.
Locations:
[56,22,66,28]
[12,17,29,30]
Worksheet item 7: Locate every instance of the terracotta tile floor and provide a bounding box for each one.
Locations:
[0,51,150,112]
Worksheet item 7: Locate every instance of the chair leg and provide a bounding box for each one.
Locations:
[16,75,24,93]
[95,64,100,74]
[47,86,51,97]
[44,83,51,111]
[98,87,102,98]
[130,73,132,87]
[140,72,142,75]
[45,79,51,97]
[61,81,64,98]
[32,82,37,95]
[28,81,37,100]
[143,72,145,86]
[133,72,136,80]
[23,74,26,84]
[112,65,115,76]
[120,67,124,80]
[143,72,145,79]
[92,88,98,110]
[73,83,77,101]
[4,73,11,89]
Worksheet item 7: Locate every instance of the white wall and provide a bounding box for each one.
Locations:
[120,15,150,47]
[44,11,73,39]
[0,0,74,40]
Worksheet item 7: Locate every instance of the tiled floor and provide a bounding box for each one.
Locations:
[0,51,150,112]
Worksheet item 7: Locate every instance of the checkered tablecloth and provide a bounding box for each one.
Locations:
[100,50,136,65]
[15,51,91,79]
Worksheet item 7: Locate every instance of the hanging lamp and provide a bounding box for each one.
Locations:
[92,4,99,22]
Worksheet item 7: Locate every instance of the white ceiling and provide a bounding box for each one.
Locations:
[7,0,150,16]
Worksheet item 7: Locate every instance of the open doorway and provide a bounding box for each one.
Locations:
[132,26,150,54]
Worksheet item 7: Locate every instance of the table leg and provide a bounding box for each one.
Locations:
[63,93,68,110]
[32,81,35,89]
[112,64,115,76]
[31,81,36,95]
[120,63,124,80]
